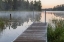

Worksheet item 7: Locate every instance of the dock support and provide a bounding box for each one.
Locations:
[10,14,11,20]
[33,1,34,22]
[45,9,46,24]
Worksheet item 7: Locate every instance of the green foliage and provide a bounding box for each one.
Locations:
[48,19,64,42]
[0,20,4,28]
[34,0,41,11]
[0,18,9,28]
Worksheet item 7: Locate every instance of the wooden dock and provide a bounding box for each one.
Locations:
[14,22,47,42]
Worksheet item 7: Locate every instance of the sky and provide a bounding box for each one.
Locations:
[41,0,64,9]
[29,0,64,9]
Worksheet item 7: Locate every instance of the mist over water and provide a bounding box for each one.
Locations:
[0,11,63,42]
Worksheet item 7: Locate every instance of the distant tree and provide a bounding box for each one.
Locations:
[53,4,64,11]
[17,0,22,10]
[4,0,8,10]
[20,0,25,10]
[0,0,42,11]
[38,0,42,11]
[34,0,37,10]
[0,0,2,10]
[8,0,12,10]
[34,0,41,11]
[13,0,18,10]
[29,1,33,10]
[26,0,29,10]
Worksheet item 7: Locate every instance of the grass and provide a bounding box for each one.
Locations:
[0,20,4,28]
[0,18,5,28]
[47,19,64,42]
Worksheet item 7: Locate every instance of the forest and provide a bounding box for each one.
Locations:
[0,0,42,11]
[53,4,64,11]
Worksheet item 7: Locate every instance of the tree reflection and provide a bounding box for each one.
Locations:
[52,13,64,18]
[0,27,5,38]
[0,20,6,38]
[0,11,42,39]
[11,22,18,29]
[0,11,41,29]
[35,13,41,22]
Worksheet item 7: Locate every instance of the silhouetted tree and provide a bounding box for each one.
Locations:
[29,1,33,10]
[38,0,42,11]
[26,0,29,10]
[8,0,12,10]
[4,0,8,10]
[0,0,2,10]
[13,0,18,10]
[34,0,41,11]
[0,0,42,11]
[53,4,64,11]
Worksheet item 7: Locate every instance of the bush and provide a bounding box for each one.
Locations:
[0,20,4,28]
[47,19,64,42]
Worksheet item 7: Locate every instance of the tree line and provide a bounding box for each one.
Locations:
[0,0,41,11]
[53,4,64,11]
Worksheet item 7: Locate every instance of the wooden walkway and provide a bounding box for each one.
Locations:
[14,22,47,42]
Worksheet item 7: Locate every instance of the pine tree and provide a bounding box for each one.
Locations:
[30,1,33,10]
[0,0,2,10]
[26,0,29,10]
[8,0,12,10]
[13,0,18,10]
[34,0,41,11]
[38,0,42,11]
[5,0,8,10]
[34,0,39,10]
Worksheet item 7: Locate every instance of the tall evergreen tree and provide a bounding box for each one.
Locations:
[13,0,18,10]
[30,1,33,10]
[34,0,38,10]
[0,0,2,10]
[21,0,25,10]
[26,0,29,10]
[34,0,41,11]
[8,0,12,10]
[38,0,41,11]
[4,0,8,10]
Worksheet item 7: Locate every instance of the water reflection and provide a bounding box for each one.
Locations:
[0,11,63,42]
[0,26,5,37]
[35,13,41,21]
[0,11,42,42]
[0,11,64,30]
[53,13,64,18]
[47,11,64,20]
[11,22,18,29]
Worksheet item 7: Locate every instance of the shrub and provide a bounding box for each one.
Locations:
[47,19,64,42]
[0,20,4,28]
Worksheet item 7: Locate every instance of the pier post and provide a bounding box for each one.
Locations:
[33,1,34,22]
[45,9,46,24]
[10,14,11,20]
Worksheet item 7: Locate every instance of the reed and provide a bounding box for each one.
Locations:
[47,19,64,42]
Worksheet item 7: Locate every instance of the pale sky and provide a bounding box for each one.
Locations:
[29,0,64,9]
[41,0,64,9]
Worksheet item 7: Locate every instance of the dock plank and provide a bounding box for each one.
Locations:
[14,23,47,42]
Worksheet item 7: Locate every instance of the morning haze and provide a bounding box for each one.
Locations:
[0,0,64,42]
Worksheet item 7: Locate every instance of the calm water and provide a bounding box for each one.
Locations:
[0,11,64,42]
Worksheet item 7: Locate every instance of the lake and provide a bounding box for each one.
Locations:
[0,11,64,42]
